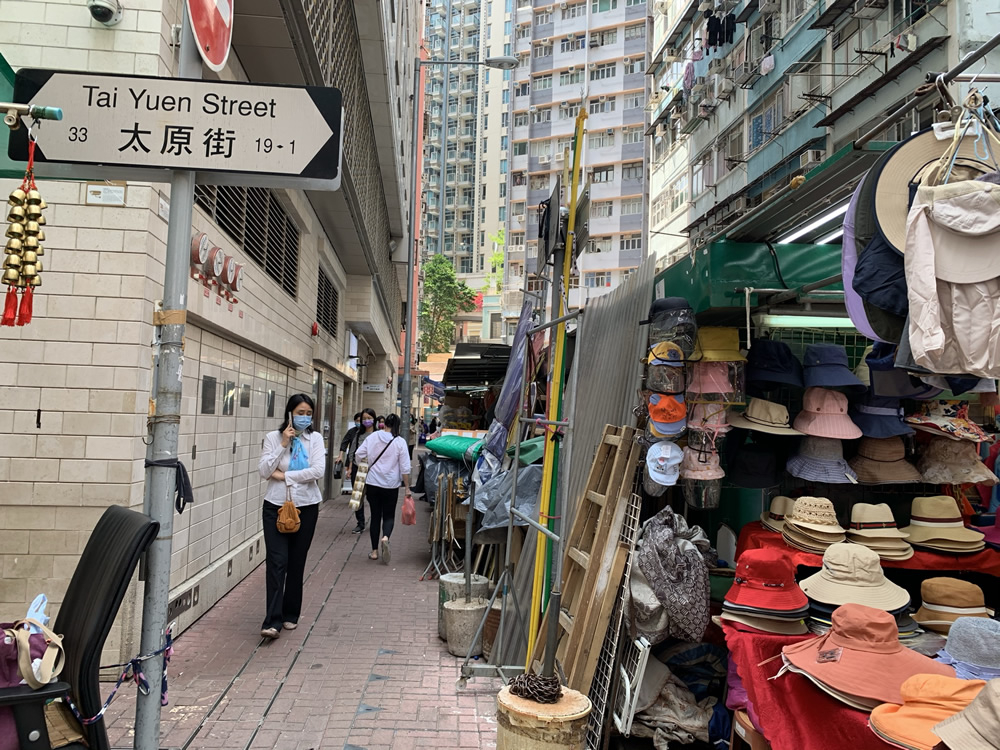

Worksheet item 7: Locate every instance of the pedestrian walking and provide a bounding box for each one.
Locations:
[257,394,325,639]
[337,412,362,470]
[346,408,377,533]
[355,413,411,564]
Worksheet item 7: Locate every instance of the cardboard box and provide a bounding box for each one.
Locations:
[731,709,771,750]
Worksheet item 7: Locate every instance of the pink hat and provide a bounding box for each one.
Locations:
[688,362,734,395]
[680,446,726,480]
[688,402,731,433]
[793,387,863,439]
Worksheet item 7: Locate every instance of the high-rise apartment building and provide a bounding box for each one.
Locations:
[504,0,649,313]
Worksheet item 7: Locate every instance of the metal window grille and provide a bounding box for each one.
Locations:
[316,268,339,337]
[195,184,299,297]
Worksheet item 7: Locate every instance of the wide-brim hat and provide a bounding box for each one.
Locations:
[803,343,867,394]
[784,520,847,543]
[787,436,857,484]
[869,675,986,750]
[729,398,802,435]
[784,496,846,534]
[912,578,990,634]
[945,617,1000,670]
[793,387,863,439]
[746,338,804,389]
[899,496,988,545]
[913,539,986,554]
[799,543,910,611]
[866,342,944,400]
[933,680,1000,750]
[761,495,795,532]
[725,548,809,612]
[782,604,955,705]
[918,436,999,487]
[906,400,992,444]
[842,178,887,343]
[849,436,923,484]
[847,502,908,539]
[850,394,914,439]
[719,611,807,635]
[693,326,746,362]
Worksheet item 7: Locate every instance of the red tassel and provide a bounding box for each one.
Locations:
[1,287,17,327]
[16,286,32,326]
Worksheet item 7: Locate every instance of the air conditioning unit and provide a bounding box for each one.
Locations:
[539,154,551,164]
[567,32,576,39]
[623,56,631,64]
[851,0,888,18]
[541,37,550,43]
[654,0,670,14]
[655,123,667,137]
[514,214,525,222]
[606,127,614,134]
[718,77,735,96]
[599,95,607,101]
[648,91,663,107]
[589,62,598,69]
[692,76,707,92]
[759,0,780,13]
[560,1,568,7]
[800,149,824,170]
[555,152,565,161]
[731,196,748,214]
[734,61,757,85]
[663,47,679,62]
[561,100,569,106]
[568,65,576,71]
[708,58,724,74]
[529,105,538,112]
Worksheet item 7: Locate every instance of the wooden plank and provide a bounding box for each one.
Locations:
[585,490,607,506]
[567,547,590,569]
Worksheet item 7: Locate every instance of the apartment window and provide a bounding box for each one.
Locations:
[459,256,473,274]
[514,112,529,127]
[587,237,612,253]
[584,271,611,287]
[625,0,645,5]
[501,112,510,127]
[519,54,530,68]
[561,2,586,18]
[516,81,530,96]
[526,277,544,292]
[500,158,508,174]
[620,233,641,251]
[624,23,645,40]
[500,183,507,198]
[530,140,552,157]
[561,37,585,53]
[194,185,299,297]
[717,126,744,180]
[516,26,531,40]
[589,97,616,114]
[316,268,339,337]
[569,273,580,289]
[534,74,553,90]
[592,0,618,12]
[748,87,785,152]
[517,0,530,7]
[622,161,642,180]
[512,201,526,217]
[534,42,553,57]
[502,89,510,104]
[621,197,643,215]
[532,107,552,123]
[592,164,614,183]
[559,102,581,119]
[510,232,525,246]
[622,127,642,144]
[589,131,614,149]
[556,137,573,153]
[530,174,549,190]
[513,171,527,186]
[590,29,617,47]
[513,141,527,155]
[624,92,642,109]
[498,205,507,221]
[560,69,584,85]
[669,175,688,212]
[592,200,613,218]
[535,9,551,23]
[623,60,642,75]
[590,62,617,81]
[785,0,809,26]
[651,192,669,226]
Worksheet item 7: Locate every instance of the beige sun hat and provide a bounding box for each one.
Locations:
[933,679,1000,750]
[760,495,795,533]
[847,503,909,539]
[799,543,911,611]
[899,496,987,546]
[729,398,803,435]
[784,497,846,534]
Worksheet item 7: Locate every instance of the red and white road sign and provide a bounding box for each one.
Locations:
[186,0,234,72]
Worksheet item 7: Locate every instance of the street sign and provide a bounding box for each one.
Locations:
[572,183,591,258]
[187,0,234,72]
[9,69,343,189]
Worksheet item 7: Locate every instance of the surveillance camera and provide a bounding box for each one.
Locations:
[88,0,124,26]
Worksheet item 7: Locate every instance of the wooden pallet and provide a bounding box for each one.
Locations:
[531,424,639,693]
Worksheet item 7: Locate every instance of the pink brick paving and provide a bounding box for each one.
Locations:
[101,498,502,749]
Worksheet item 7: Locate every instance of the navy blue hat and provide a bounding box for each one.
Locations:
[802,344,866,394]
[849,392,914,438]
[746,339,804,390]
[867,342,942,399]
[641,296,692,325]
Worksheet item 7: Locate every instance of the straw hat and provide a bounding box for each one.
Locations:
[918,437,999,487]
[799,543,910,611]
[784,496,845,534]
[760,495,795,532]
[729,398,803,435]
[787,436,857,484]
[782,523,839,553]
[899,496,987,546]
[849,436,922,484]
[912,578,991,634]
[847,503,909,539]
[933,680,1000,750]
[693,326,746,362]
[869,675,986,750]
[793,388,863,440]
[781,604,955,706]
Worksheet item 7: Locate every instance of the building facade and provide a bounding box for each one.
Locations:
[0,0,417,665]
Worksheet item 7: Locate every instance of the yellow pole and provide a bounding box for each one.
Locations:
[525,109,588,668]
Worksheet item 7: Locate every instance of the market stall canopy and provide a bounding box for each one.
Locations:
[442,342,511,387]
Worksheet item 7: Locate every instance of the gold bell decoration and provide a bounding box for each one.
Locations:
[3,134,47,326]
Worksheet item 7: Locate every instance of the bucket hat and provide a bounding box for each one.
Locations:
[866,342,944,400]
[918,436,999,487]
[912,578,990,634]
[869,675,986,750]
[746,338,804,390]
[761,495,795,532]
[693,327,746,362]
[646,392,687,437]
[728,398,803,435]
[688,402,731,434]
[680,446,725,480]
[799,543,911,611]
[848,436,922,484]
[944,617,1000,671]
[847,503,909,539]
[933,679,1000,750]
[724,549,809,612]
[899,496,987,545]
[781,603,955,706]
[850,393,914,438]
[793,388,863,439]
[905,400,992,443]
[784,496,845,534]
[688,361,735,395]
[802,344,867,394]
[645,441,683,487]
[787,436,858,484]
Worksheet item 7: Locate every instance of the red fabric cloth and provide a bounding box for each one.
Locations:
[736,522,1000,578]
[722,623,894,750]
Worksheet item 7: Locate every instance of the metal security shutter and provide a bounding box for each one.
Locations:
[316,269,339,337]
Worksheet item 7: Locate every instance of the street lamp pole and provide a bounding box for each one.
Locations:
[400,54,517,446]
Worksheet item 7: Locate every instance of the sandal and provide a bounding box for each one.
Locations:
[368,551,378,560]
[380,537,390,565]
[260,627,280,639]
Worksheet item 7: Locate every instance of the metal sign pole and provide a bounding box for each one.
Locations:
[400,55,422,447]
[133,9,201,749]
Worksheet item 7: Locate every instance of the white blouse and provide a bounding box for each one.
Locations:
[257,429,326,507]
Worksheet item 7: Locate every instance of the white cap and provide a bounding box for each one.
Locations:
[646,440,683,486]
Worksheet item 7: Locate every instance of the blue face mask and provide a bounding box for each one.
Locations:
[292,415,312,432]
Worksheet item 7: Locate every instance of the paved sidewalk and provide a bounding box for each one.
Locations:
[103,499,502,749]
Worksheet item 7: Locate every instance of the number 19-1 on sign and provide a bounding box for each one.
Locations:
[256,138,295,154]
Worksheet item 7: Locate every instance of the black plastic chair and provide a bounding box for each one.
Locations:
[0,505,159,750]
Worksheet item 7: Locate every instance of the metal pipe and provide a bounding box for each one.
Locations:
[857,31,1000,147]
[465,484,474,603]
[925,72,1000,83]
[739,274,844,307]
[528,309,582,334]
[530,418,571,427]
[511,508,561,541]
[134,9,199,750]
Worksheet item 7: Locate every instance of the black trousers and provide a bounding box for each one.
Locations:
[351,463,365,527]
[366,484,399,551]
[261,501,319,630]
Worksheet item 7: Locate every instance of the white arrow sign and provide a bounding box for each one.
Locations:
[11,69,342,185]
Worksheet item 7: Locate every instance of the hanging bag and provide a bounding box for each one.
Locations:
[401,495,417,526]
[277,486,301,533]
[349,437,394,512]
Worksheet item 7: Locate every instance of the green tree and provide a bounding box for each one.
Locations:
[482,228,505,294]
[419,254,478,354]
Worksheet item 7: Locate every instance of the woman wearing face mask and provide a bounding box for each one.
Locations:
[354,413,411,563]
[257,394,326,639]
[346,408,377,534]
[336,412,362,476]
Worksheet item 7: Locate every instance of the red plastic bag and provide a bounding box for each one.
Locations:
[401,495,416,526]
